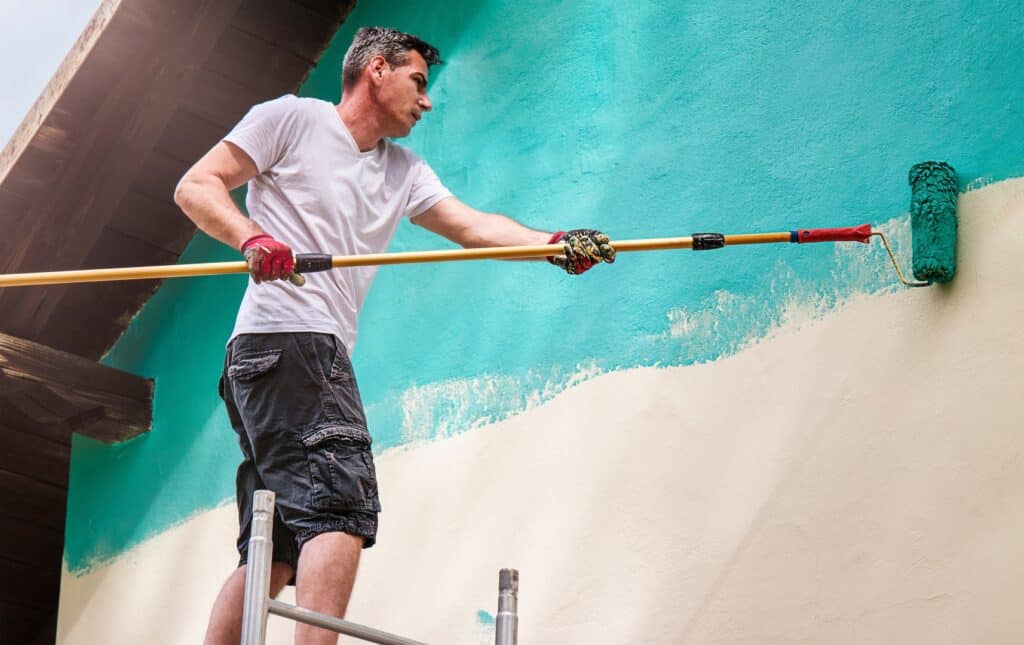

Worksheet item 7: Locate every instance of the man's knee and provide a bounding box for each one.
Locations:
[270,561,295,596]
[300,531,365,559]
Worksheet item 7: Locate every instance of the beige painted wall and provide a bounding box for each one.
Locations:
[58,177,1024,643]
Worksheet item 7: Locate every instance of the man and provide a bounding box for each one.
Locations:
[175,27,614,645]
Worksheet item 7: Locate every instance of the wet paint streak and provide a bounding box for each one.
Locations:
[475,610,496,645]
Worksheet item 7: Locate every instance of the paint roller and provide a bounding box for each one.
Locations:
[0,162,958,288]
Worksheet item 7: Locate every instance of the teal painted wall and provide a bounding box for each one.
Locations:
[65,0,1024,571]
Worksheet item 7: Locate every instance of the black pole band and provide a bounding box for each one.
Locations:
[295,254,333,273]
[691,233,725,251]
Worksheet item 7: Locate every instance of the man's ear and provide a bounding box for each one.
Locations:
[368,55,388,84]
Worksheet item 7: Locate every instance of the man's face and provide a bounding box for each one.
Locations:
[375,50,433,138]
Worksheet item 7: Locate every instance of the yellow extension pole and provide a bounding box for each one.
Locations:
[0,233,793,288]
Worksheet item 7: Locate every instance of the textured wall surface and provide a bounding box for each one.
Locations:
[59,2,1024,643]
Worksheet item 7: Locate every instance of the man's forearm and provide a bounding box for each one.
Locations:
[174,176,263,250]
[459,211,551,249]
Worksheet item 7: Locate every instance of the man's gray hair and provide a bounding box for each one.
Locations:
[342,27,442,88]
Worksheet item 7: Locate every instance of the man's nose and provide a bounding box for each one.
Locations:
[419,94,433,112]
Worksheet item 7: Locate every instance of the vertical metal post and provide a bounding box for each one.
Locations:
[241,490,275,645]
[495,568,518,645]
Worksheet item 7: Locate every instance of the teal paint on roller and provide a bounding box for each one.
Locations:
[909,161,958,283]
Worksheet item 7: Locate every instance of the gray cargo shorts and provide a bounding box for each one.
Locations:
[220,332,380,577]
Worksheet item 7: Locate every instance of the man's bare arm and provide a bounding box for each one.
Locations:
[174,141,265,250]
[412,196,551,251]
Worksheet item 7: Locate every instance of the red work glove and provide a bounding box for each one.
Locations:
[547,229,616,275]
[240,234,296,284]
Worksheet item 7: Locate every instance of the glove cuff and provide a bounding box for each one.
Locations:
[240,234,274,253]
[546,231,566,265]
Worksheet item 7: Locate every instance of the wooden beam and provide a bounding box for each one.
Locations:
[0,519,64,572]
[4,381,81,424]
[233,0,346,63]
[36,299,148,358]
[0,399,73,444]
[0,599,54,645]
[0,468,66,529]
[31,612,58,645]
[205,25,315,99]
[107,189,196,255]
[0,560,60,612]
[0,332,151,443]
[0,422,69,487]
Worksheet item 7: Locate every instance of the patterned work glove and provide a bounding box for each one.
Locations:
[547,229,616,275]
[240,234,303,285]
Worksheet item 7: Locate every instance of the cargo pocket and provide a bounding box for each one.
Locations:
[323,345,368,429]
[227,349,282,382]
[302,426,380,514]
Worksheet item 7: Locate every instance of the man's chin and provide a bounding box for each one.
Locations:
[386,125,414,140]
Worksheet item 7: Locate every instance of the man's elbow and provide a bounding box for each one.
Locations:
[173,175,192,210]
[173,173,207,216]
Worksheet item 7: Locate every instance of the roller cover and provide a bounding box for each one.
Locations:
[908,161,958,283]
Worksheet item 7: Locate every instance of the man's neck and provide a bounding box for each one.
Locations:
[336,93,385,152]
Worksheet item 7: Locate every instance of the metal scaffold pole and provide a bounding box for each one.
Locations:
[240,490,275,645]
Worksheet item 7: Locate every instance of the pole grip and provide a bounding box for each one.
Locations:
[295,253,333,273]
[691,233,725,251]
[791,224,872,244]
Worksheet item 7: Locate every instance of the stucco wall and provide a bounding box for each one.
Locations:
[58,2,1024,643]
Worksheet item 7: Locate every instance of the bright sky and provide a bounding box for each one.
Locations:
[0,1,101,148]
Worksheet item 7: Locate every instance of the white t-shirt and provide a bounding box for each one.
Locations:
[224,95,452,351]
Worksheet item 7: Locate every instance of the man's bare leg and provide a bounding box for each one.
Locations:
[203,561,294,645]
[294,531,364,645]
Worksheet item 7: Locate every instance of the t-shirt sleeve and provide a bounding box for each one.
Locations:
[222,95,298,174]
[405,157,453,218]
